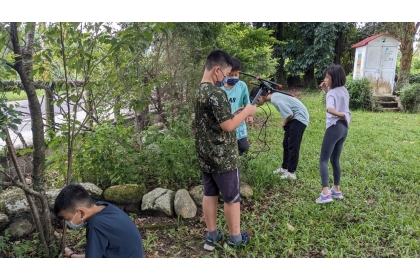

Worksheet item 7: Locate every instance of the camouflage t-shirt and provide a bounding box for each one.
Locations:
[194,82,239,173]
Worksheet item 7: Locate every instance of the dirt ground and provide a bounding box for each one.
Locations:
[52,199,258,258]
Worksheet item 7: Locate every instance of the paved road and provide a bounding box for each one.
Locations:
[1,98,84,149]
[11,98,79,121]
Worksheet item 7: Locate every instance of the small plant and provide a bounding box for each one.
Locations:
[400,83,420,113]
[129,213,138,220]
[345,75,374,110]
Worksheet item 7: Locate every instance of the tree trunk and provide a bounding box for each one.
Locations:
[9,22,54,253]
[134,106,149,133]
[274,22,287,86]
[334,31,343,65]
[397,22,420,86]
[303,68,316,89]
[5,129,49,256]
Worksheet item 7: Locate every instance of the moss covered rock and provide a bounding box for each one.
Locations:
[0,213,10,232]
[240,182,253,198]
[0,188,30,216]
[189,185,204,206]
[103,184,147,204]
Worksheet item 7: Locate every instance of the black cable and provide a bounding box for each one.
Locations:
[239,103,271,168]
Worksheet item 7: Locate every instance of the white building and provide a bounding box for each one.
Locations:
[351,33,402,95]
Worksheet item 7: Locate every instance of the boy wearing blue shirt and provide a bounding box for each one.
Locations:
[221,58,253,156]
[54,184,144,258]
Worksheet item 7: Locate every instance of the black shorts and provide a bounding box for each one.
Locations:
[202,168,241,204]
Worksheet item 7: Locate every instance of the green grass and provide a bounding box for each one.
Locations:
[142,92,420,258]
[2,89,44,101]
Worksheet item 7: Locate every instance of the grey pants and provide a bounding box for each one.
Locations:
[320,120,348,187]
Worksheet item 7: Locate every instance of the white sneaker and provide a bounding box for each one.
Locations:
[280,171,296,180]
[273,167,288,175]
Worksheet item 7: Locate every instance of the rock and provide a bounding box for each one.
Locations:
[0,188,30,216]
[46,188,63,211]
[0,213,10,232]
[174,189,197,219]
[79,183,103,200]
[189,185,204,206]
[240,182,253,198]
[141,188,175,216]
[7,219,33,239]
[104,184,147,204]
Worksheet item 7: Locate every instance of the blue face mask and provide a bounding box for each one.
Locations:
[66,211,86,230]
[226,77,239,86]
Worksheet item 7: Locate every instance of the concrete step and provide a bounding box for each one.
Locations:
[373,95,396,102]
[378,101,399,108]
[382,107,400,112]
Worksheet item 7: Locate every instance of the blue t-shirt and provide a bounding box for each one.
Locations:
[85,201,144,258]
[271,92,309,126]
[221,80,250,140]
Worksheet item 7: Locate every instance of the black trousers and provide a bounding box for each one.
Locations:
[281,119,307,173]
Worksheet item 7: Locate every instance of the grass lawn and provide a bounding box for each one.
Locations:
[2,89,44,101]
[140,91,420,258]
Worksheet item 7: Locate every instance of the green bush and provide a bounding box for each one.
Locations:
[63,114,201,190]
[400,83,420,113]
[345,75,373,110]
[409,73,420,84]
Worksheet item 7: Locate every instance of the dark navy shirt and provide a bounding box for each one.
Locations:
[85,201,143,258]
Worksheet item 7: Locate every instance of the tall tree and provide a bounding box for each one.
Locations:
[0,22,54,256]
[387,22,420,85]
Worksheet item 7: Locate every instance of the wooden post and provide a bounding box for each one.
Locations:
[45,84,55,133]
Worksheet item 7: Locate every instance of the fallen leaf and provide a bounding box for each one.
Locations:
[287,223,295,231]
[365,199,375,205]
[321,249,327,256]
[410,142,415,144]
[386,150,390,153]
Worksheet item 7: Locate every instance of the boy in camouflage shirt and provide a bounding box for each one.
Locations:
[194,50,257,251]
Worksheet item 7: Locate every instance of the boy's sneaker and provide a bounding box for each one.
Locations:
[224,231,250,249]
[315,192,333,204]
[280,171,296,180]
[273,167,288,175]
[203,229,223,251]
[330,187,344,199]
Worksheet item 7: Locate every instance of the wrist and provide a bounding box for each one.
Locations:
[68,252,76,258]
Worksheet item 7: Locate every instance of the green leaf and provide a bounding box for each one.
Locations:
[143,32,153,42]
[11,118,22,124]
[69,95,79,103]
[9,123,18,131]
[111,37,118,46]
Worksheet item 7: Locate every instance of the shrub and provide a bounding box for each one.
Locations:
[400,83,420,113]
[59,111,201,190]
[345,75,374,110]
[409,73,420,84]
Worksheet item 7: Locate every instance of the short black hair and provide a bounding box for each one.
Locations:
[54,184,94,215]
[205,49,233,71]
[231,57,241,72]
[250,87,268,102]
[325,64,346,89]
